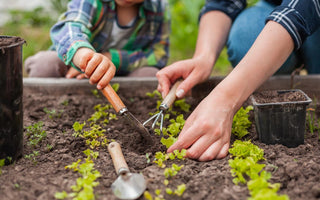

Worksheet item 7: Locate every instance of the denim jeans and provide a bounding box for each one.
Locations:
[227,0,320,74]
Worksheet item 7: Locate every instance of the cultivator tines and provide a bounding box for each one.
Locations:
[143,107,165,132]
[143,80,182,133]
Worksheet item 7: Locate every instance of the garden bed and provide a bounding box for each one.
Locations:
[1,76,320,200]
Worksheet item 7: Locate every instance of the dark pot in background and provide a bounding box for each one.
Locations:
[0,36,25,164]
[250,89,312,147]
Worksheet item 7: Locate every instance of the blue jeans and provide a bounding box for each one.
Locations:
[227,0,320,74]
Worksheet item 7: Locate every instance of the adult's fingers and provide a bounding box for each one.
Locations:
[167,119,201,153]
[215,143,230,160]
[175,67,207,98]
[156,70,172,98]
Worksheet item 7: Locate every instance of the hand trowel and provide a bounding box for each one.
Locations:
[108,141,147,200]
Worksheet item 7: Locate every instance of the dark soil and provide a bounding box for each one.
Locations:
[252,90,307,103]
[0,36,25,48]
[0,85,320,200]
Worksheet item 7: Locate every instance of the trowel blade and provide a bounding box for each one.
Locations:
[111,173,147,200]
[123,111,153,143]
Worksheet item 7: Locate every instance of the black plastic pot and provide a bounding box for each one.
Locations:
[0,36,25,164]
[250,89,312,147]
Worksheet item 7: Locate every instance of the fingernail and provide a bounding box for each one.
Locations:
[66,74,71,79]
[176,89,184,98]
[97,85,102,90]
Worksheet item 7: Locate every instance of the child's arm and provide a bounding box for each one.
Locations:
[72,48,116,89]
[50,0,104,72]
[108,1,170,73]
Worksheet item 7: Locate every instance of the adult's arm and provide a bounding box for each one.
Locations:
[167,21,294,161]
[157,10,232,98]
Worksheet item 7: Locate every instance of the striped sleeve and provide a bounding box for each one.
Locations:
[50,0,103,67]
[199,0,246,21]
[266,0,320,49]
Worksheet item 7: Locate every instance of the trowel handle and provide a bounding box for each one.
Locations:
[108,142,129,174]
[101,84,126,113]
[161,80,182,109]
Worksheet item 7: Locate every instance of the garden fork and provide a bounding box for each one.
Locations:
[143,80,182,133]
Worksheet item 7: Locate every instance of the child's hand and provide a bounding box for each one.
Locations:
[72,48,116,89]
[65,67,86,79]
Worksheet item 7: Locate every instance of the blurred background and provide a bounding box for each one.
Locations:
[0,0,258,77]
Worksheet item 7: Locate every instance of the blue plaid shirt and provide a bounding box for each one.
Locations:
[200,0,320,50]
[50,0,170,75]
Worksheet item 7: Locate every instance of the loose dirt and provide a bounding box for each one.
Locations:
[0,84,319,200]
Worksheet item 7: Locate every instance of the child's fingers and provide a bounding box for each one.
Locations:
[89,59,110,84]
[85,54,103,77]
[76,73,86,80]
[66,67,81,79]
[97,63,116,89]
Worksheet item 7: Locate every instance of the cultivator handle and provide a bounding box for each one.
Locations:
[101,84,126,113]
[108,142,129,175]
[160,80,182,110]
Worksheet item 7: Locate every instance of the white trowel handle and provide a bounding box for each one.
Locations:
[108,142,129,175]
[160,79,183,110]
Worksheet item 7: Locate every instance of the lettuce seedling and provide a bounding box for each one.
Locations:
[56,150,101,200]
[111,83,120,92]
[160,136,177,149]
[174,99,190,112]
[229,157,265,184]
[229,140,264,162]
[232,106,253,138]
[146,90,162,99]
[174,184,186,197]
[164,164,184,178]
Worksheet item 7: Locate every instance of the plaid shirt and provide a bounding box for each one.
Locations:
[50,0,170,75]
[200,0,320,50]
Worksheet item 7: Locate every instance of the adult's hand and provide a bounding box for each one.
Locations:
[72,48,116,89]
[167,88,234,161]
[167,21,295,161]
[156,56,213,99]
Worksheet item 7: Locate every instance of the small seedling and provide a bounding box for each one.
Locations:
[25,121,47,148]
[232,106,253,139]
[61,100,69,106]
[43,108,63,119]
[14,183,20,190]
[24,151,39,164]
[46,144,53,151]
[91,89,100,98]
[55,149,101,200]
[228,140,289,199]
[146,153,151,164]
[0,158,5,175]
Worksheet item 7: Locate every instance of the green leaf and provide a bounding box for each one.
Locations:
[54,191,68,199]
[161,136,177,149]
[111,83,120,92]
[232,106,253,138]
[174,184,186,196]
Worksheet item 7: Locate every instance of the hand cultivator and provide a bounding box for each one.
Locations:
[143,80,182,133]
